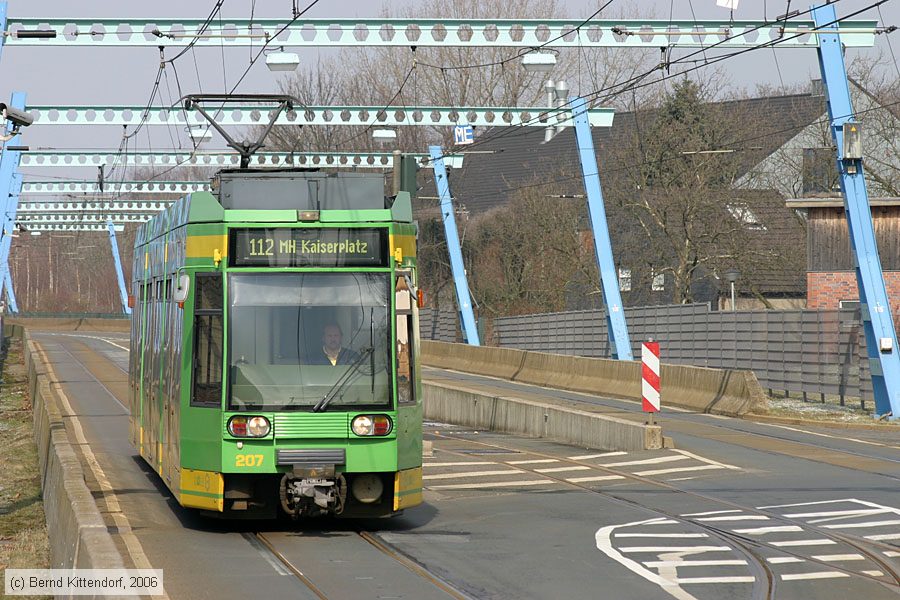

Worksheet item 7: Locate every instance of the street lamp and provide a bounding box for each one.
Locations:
[265,48,300,72]
[372,128,397,148]
[724,268,740,311]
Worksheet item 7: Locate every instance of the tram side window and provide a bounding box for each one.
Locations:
[191,274,223,408]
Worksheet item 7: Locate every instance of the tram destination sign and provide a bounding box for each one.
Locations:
[230,228,388,267]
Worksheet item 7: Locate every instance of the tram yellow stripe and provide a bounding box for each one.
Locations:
[393,466,423,511]
[180,468,224,512]
[389,234,416,260]
[186,234,228,259]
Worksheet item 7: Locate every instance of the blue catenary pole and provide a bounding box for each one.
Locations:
[429,145,480,346]
[813,3,900,419]
[0,3,7,61]
[107,219,131,315]
[570,95,633,361]
[0,172,22,313]
[0,91,26,314]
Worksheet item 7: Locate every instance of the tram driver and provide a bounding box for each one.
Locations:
[310,323,359,366]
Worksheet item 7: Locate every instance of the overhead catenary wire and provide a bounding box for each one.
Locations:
[423,0,879,163]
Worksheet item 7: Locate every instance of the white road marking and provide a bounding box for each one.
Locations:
[883,551,900,557]
[616,533,709,539]
[808,509,891,524]
[600,455,689,468]
[733,526,803,535]
[763,423,900,450]
[813,554,865,561]
[822,519,900,529]
[643,560,748,568]
[771,539,837,547]
[427,479,554,490]
[424,461,496,468]
[681,510,742,517]
[667,477,699,481]
[865,533,900,541]
[781,571,850,581]
[508,459,559,465]
[534,466,591,474]
[636,465,724,477]
[862,570,885,577]
[768,557,805,564]
[566,475,626,483]
[672,449,741,470]
[695,515,769,523]
[423,469,523,480]
[672,576,755,584]
[619,546,733,553]
[569,451,628,460]
[785,508,895,519]
[596,518,705,600]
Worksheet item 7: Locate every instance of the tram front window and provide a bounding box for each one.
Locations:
[228,273,391,411]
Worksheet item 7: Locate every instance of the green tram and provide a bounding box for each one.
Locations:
[128,170,423,519]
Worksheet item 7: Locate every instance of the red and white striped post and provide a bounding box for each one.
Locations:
[642,339,660,424]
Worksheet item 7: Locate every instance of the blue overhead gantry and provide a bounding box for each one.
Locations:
[0,91,25,313]
[812,3,899,419]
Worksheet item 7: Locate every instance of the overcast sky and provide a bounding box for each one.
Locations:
[2,0,897,181]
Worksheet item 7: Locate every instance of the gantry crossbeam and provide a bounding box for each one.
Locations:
[23,104,614,128]
[19,150,463,169]
[21,181,208,195]
[1,18,877,48]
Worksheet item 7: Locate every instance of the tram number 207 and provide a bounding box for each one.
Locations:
[235,454,264,467]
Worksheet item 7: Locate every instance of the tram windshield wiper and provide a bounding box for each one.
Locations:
[311,347,374,413]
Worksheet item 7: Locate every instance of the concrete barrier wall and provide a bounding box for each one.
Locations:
[21,330,125,571]
[424,382,662,451]
[11,317,130,333]
[423,341,767,416]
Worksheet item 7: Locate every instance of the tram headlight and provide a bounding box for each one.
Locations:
[351,415,392,436]
[227,415,270,438]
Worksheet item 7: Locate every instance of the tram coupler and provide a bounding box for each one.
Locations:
[280,465,347,518]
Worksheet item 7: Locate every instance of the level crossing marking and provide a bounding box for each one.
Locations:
[694,515,769,522]
[780,571,850,581]
[822,519,900,529]
[619,549,735,561]
[35,342,170,598]
[424,461,496,467]
[732,525,804,535]
[534,465,591,474]
[599,455,688,468]
[426,479,554,490]
[813,554,866,561]
[671,576,756,584]
[864,533,900,541]
[643,559,748,568]
[672,449,741,470]
[615,533,709,539]
[423,469,525,480]
[565,474,626,483]
[771,539,837,547]
[635,464,725,477]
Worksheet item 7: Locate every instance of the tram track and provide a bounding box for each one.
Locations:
[432,430,900,594]
[253,530,476,600]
